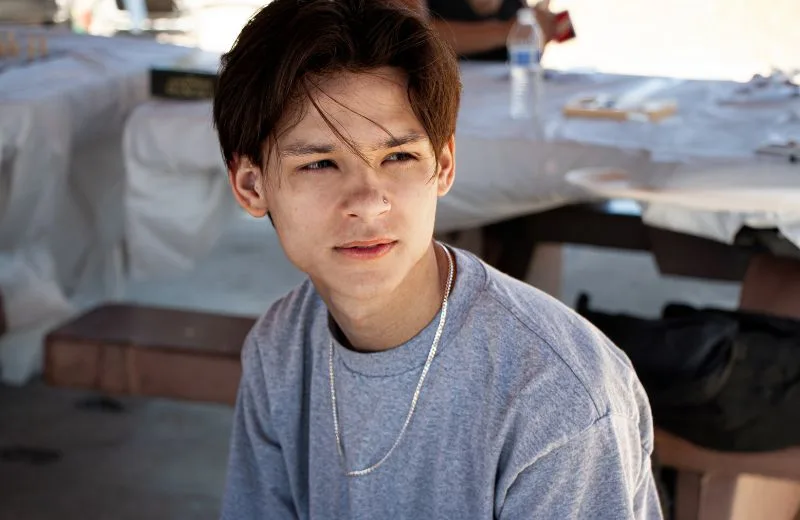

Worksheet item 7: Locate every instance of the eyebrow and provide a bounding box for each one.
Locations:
[280,131,427,157]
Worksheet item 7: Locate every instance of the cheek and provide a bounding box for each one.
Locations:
[269,193,328,257]
[394,174,440,212]
[275,202,325,238]
[272,215,322,274]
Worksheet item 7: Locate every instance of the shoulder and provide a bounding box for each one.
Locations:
[466,257,652,450]
[241,278,324,378]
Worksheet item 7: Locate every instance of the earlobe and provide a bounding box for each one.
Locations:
[436,135,456,197]
[229,155,270,218]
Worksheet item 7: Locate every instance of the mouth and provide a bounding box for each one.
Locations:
[334,239,397,260]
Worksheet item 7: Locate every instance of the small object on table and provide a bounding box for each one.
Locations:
[149,50,220,100]
[756,140,800,164]
[24,35,47,61]
[0,32,19,58]
[562,95,677,122]
[7,32,19,58]
[26,36,37,61]
[722,70,800,104]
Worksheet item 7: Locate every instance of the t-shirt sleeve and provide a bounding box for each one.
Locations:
[219,333,297,520]
[497,415,663,520]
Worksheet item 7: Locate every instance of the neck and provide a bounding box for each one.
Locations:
[324,241,452,352]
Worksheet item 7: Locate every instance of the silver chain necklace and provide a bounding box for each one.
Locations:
[328,243,455,477]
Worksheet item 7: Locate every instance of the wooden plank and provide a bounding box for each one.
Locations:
[44,304,255,404]
[481,201,758,282]
[46,303,253,357]
[655,429,800,482]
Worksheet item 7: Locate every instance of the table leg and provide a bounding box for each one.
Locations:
[0,288,6,337]
[481,219,538,281]
[481,219,562,297]
[528,244,562,298]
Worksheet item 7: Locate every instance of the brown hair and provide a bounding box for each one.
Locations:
[212,0,461,173]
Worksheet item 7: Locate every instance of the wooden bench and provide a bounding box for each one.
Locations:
[44,303,255,405]
[656,429,800,520]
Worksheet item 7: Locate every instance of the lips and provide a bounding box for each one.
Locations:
[334,239,397,260]
[337,239,395,248]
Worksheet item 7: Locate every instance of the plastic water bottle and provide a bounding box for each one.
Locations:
[507,7,543,120]
[123,0,148,34]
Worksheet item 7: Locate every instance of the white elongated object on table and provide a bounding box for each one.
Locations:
[566,163,800,214]
[122,0,148,34]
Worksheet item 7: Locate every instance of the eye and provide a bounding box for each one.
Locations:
[300,159,336,171]
[384,152,416,164]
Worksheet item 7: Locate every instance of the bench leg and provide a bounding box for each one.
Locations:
[674,471,736,520]
[674,471,703,520]
[739,254,800,318]
[728,476,800,520]
[674,472,800,520]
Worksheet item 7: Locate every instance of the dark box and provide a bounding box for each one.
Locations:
[149,50,220,100]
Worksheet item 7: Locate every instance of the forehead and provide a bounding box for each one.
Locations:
[278,67,426,147]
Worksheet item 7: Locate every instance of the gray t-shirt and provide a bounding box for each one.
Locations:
[221,246,662,519]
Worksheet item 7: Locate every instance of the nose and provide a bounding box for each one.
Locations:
[341,168,390,221]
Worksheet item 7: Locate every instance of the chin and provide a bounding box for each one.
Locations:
[350,269,403,294]
[323,262,406,299]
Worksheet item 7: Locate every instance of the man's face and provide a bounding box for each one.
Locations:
[231,67,455,300]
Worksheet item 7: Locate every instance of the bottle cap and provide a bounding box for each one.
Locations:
[517,7,534,25]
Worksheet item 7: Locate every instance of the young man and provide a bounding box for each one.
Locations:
[213,0,661,518]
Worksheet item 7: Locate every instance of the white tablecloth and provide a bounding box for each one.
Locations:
[124,101,235,278]
[0,26,192,383]
[123,62,800,279]
[459,64,800,246]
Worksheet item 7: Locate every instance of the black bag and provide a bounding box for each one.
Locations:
[577,294,800,452]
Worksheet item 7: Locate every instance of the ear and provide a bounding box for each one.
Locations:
[229,154,270,218]
[436,135,456,197]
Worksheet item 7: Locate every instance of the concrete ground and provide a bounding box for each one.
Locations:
[0,213,741,519]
